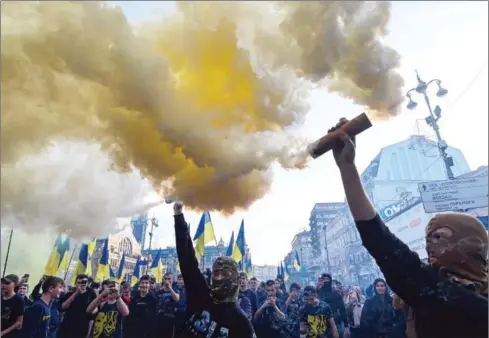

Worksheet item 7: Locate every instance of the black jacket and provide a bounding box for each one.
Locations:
[317,276,349,328]
[356,215,488,338]
[174,214,255,338]
[360,281,405,338]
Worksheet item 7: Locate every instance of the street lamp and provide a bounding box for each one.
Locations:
[148,216,159,251]
[406,70,454,180]
[322,226,332,273]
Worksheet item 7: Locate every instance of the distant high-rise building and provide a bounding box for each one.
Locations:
[131,213,148,247]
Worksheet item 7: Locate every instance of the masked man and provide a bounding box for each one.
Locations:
[330,118,488,338]
[173,201,255,338]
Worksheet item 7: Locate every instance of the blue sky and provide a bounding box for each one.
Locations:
[115,1,488,265]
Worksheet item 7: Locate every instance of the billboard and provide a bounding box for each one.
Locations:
[313,203,345,227]
[385,202,436,260]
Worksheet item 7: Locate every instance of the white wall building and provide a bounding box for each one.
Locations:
[254,265,278,282]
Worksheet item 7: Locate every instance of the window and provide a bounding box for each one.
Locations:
[118,237,133,256]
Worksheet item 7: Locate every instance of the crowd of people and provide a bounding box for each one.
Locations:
[2,119,488,338]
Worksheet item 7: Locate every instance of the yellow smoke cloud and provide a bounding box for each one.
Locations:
[1,1,402,227]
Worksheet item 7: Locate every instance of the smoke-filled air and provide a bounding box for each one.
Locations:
[1,1,403,236]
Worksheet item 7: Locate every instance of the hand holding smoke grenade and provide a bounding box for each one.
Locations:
[307,113,372,159]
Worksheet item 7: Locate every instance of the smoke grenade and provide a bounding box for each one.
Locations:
[307,113,372,159]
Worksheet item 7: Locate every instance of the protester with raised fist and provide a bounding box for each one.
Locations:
[173,201,255,337]
[330,118,488,338]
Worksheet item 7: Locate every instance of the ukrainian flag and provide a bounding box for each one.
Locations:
[246,256,253,278]
[131,258,141,287]
[86,238,97,277]
[150,250,163,284]
[284,262,290,282]
[293,251,301,271]
[71,244,89,286]
[225,232,235,257]
[96,238,110,282]
[231,220,245,263]
[57,237,72,275]
[44,235,62,276]
[117,253,126,284]
[193,212,216,259]
[109,265,117,280]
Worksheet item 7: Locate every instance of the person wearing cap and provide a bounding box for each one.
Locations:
[173,201,255,337]
[330,118,488,338]
[1,274,25,337]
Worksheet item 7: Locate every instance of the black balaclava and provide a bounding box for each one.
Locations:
[321,273,332,292]
[210,256,239,304]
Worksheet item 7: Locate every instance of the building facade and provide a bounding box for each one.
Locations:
[253,265,278,282]
[318,135,475,287]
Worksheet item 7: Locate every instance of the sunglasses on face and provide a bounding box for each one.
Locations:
[77,280,88,285]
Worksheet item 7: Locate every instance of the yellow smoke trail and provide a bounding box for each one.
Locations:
[1,1,403,229]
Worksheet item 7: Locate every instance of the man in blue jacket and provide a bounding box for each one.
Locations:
[22,276,64,338]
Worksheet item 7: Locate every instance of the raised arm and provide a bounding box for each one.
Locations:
[173,202,210,304]
[330,119,488,325]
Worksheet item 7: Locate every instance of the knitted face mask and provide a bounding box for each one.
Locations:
[210,257,239,304]
[426,212,488,294]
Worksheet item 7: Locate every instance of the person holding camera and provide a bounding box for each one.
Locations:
[86,282,129,338]
[59,274,96,338]
[253,280,287,338]
[155,272,180,337]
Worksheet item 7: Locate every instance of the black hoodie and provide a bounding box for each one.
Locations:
[360,278,405,338]
[174,213,255,338]
[317,274,348,329]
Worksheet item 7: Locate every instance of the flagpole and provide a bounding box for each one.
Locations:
[63,245,78,281]
[2,229,14,278]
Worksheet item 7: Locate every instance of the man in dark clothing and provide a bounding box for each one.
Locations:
[253,280,287,338]
[173,201,255,338]
[17,284,33,307]
[330,118,488,338]
[300,285,339,338]
[58,274,97,338]
[21,276,65,338]
[317,273,349,338]
[283,283,303,338]
[175,274,187,335]
[239,273,259,317]
[155,272,180,336]
[125,275,157,338]
[360,278,405,338]
[1,274,25,338]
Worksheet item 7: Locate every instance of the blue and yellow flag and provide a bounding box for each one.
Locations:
[231,220,245,263]
[44,235,62,276]
[86,238,97,277]
[293,251,301,271]
[57,237,72,275]
[131,258,141,287]
[246,256,253,278]
[71,243,89,286]
[225,232,235,257]
[96,238,110,282]
[150,249,163,284]
[117,253,126,284]
[284,262,290,282]
[193,211,216,258]
[109,265,117,280]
